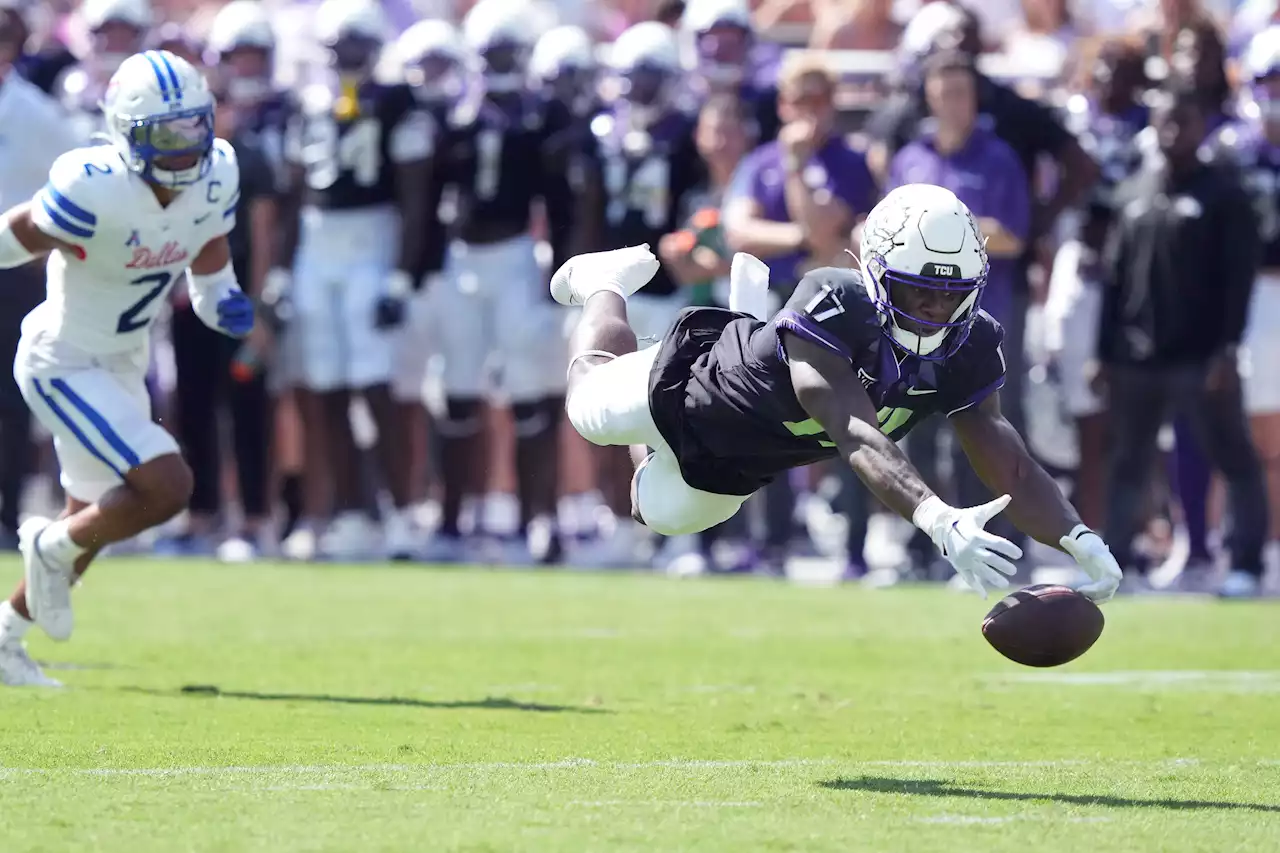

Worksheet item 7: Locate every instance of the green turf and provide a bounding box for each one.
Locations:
[0,559,1277,852]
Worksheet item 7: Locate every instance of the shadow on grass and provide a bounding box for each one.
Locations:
[118,685,609,714]
[818,776,1280,813]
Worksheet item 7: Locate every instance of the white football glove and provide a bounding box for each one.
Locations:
[1059,524,1123,603]
[550,244,660,306]
[913,494,1022,599]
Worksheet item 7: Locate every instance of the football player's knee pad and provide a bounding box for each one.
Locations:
[631,449,748,537]
[437,397,484,438]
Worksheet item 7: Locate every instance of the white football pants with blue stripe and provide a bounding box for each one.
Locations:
[14,321,179,504]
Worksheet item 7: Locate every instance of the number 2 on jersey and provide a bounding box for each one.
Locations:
[117,271,172,334]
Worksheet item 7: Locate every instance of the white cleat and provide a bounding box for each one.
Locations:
[570,520,646,569]
[0,640,62,687]
[320,512,378,562]
[383,510,419,561]
[550,245,660,306]
[421,534,472,564]
[216,536,259,564]
[19,517,73,642]
[1218,570,1262,599]
[281,524,319,561]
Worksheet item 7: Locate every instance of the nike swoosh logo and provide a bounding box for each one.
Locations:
[193,214,211,224]
[905,387,937,396]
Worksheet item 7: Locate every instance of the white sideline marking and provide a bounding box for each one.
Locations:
[999,671,1280,691]
[0,757,1248,780]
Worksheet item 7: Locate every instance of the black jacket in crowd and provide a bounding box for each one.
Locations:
[1100,158,1260,365]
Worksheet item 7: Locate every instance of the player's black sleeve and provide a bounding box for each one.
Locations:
[942,314,1007,416]
[774,268,882,362]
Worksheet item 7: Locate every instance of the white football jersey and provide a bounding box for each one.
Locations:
[26,138,241,355]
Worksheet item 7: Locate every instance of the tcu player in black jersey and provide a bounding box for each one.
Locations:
[571,22,707,567]
[1208,26,1280,595]
[422,0,577,563]
[393,19,468,518]
[530,25,600,125]
[1043,37,1150,532]
[552,185,1123,601]
[277,0,434,561]
[207,1,291,177]
[579,22,707,342]
[679,0,780,144]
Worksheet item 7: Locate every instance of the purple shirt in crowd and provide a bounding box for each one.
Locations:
[731,135,875,284]
[887,123,1030,325]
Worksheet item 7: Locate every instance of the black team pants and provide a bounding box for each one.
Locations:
[170,305,270,520]
[0,266,44,536]
[1104,363,1267,576]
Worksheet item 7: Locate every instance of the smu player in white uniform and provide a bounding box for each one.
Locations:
[0,51,254,686]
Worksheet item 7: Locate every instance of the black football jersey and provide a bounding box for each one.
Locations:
[287,81,430,210]
[585,108,707,297]
[439,92,575,236]
[647,267,1007,496]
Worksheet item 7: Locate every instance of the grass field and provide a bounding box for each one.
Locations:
[1,558,1278,852]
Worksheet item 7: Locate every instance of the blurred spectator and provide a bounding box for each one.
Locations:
[0,13,81,546]
[1214,24,1280,570]
[1170,14,1231,132]
[724,51,875,571]
[1096,83,1267,597]
[164,85,278,560]
[1002,0,1080,73]
[659,93,753,301]
[886,47,1032,579]
[724,52,874,283]
[148,20,201,65]
[1046,35,1151,531]
[888,50,1031,327]
[866,2,1096,263]
[5,2,77,95]
[55,0,153,142]
[809,0,901,51]
[681,0,781,144]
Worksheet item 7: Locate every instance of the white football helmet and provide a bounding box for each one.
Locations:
[463,0,536,93]
[102,49,216,189]
[857,184,989,359]
[1246,26,1280,123]
[681,0,752,86]
[208,0,276,104]
[397,19,471,103]
[609,22,681,121]
[530,25,595,110]
[81,0,153,78]
[530,25,594,82]
[315,0,387,74]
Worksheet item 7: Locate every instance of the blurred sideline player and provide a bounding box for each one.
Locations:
[552,186,1123,602]
[57,0,153,141]
[394,20,467,515]
[571,21,707,567]
[276,0,433,560]
[1215,26,1280,584]
[209,0,313,542]
[0,50,254,686]
[424,0,576,563]
[528,25,610,540]
[680,0,780,143]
